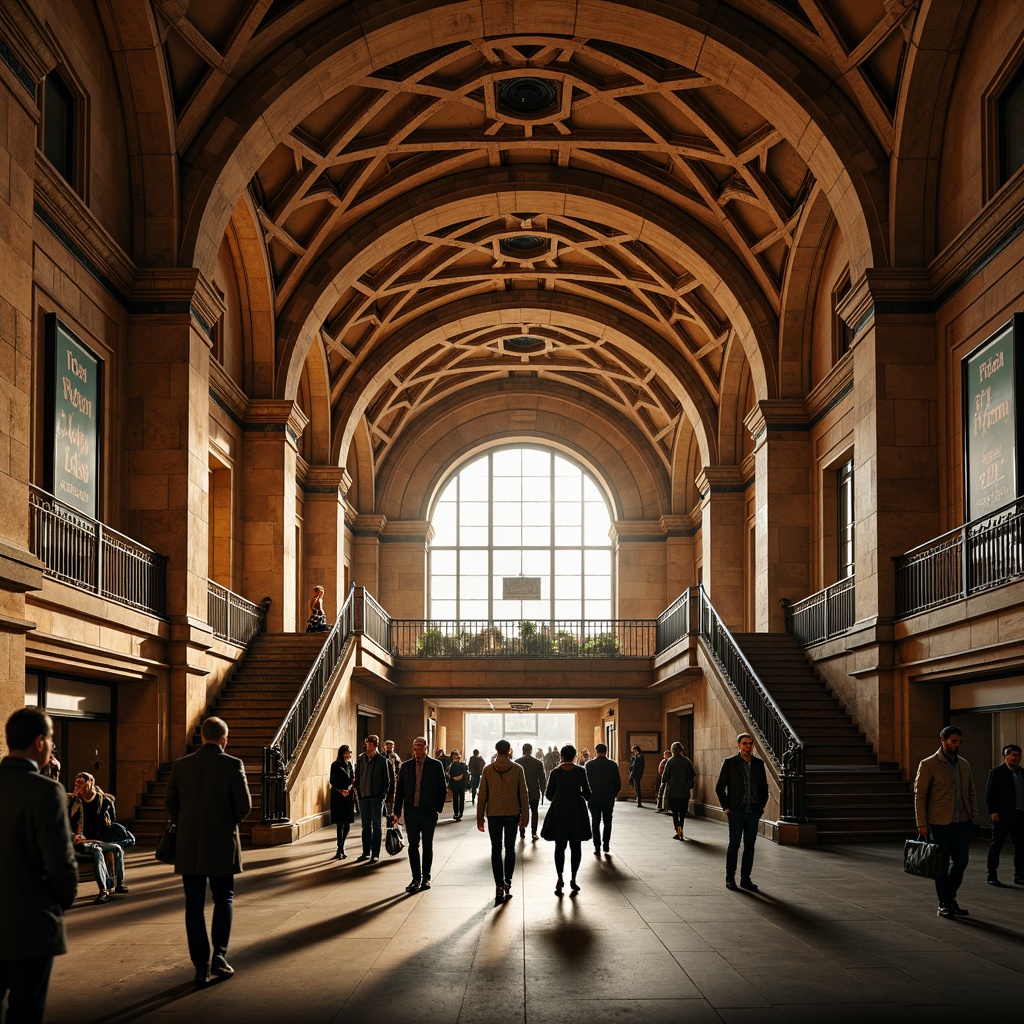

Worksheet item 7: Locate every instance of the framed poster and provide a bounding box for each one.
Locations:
[45,315,101,518]
[963,315,1024,522]
[628,731,660,753]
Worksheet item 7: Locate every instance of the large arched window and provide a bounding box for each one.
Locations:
[428,447,613,622]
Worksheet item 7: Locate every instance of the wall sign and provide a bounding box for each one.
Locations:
[963,316,1023,522]
[46,315,100,518]
[503,575,541,600]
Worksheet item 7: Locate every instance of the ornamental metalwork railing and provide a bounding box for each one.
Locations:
[261,584,357,824]
[696,586,805,822]
[895,497,1024,617]
[207,582,268,647]
[28,485,167,617]
[389,618,657,658]
[782,576,855,646]
[655,588,691,652]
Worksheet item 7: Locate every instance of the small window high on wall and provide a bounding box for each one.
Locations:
[837,459,855,581]
[1000,61,1024,184]
[41,72,75,186]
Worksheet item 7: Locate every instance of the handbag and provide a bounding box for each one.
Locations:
[155,822,177,865]
[384,822,405,857]
[99,821,137,849]
[903,834,943,879]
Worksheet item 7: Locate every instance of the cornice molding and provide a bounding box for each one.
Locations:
[352,513,387,536]
[381,520,433,542]
[0,0,56,95]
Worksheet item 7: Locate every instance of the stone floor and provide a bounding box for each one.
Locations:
[47,803,1024,1024]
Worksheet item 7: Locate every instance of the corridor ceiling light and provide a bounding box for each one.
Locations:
[509,701,533,712]
[497,78,558,117]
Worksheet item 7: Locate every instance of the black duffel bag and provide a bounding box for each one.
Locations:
[903,834,943,879]
[385,822,405,857]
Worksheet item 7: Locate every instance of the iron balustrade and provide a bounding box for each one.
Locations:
[389,618,657,658]
[28,485,167,616]
[696,586,806,823]
[261,585,357,824]
[355,587,391,650]
[895,497,1024,617]
[207,582,268,647]
[655,589,691,652]
[782,577,855,646]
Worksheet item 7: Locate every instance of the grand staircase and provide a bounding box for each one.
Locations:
[127,632,329,845]
[733,632,913,842]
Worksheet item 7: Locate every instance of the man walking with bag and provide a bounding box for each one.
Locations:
[914,725,979,918]
[165,716,252,986]
[392,736,446,892]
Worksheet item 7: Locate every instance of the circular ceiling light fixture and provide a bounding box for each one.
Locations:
[497,77,559,118]
[503,234,545,251]
[504,336,546,354]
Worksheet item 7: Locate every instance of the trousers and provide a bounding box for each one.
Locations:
[487,815,519,885]
[182,874,234,968]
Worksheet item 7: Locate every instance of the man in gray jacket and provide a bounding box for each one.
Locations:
[477,740,528,904]
[585,743,621,854]
[0,707,78,1023]
[914,725,979,918]
[166,716,252,986]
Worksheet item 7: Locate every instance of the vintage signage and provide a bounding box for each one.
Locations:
[503,575,541,600]
[48,316,100,518]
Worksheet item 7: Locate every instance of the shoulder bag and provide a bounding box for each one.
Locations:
[385,822,405,857]
[100,821,137,849]
[155,822,177,864]
[903,833,943,879]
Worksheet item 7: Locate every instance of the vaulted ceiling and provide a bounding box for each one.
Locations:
[144,0,924,485]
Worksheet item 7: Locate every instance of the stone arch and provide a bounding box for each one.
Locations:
[375,382,667,523]
[717,334,757,466]
[669,418,703,516]
[297,334,333,466]
[96,0,178,265]
[890,0,979,266]
[178,0,887,303]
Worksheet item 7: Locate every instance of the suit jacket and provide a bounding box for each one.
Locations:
[914,748,978,827]
[628,752,645,781]
[584,755,622,804]
[165,744,252,876]
[515,754,547,800]
[0,757,78,959]
[393,755,447,818]
[356,751,395,801]
[984,762,1022,820]
[715,752,768,811]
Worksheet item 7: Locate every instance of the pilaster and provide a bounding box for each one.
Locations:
[695,465,747,629]
[351,513,386,597]
[380,520,433,618]
[611,520,670,618]
[302,465,350,619]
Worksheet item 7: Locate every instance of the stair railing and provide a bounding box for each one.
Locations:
[261,583,358,824]
[695,585,807,823]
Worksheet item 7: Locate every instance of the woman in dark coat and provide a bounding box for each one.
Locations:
[448,749,469,821]
[541,744,592,895]
[661,741,697,840]
[329,744,357,859]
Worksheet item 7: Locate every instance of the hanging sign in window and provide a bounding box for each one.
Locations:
[503,576,541,600]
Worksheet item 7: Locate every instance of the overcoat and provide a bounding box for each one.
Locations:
[0,757,78,958]
[329,758,357,824]
[541,764,593,842]
[165,744,252,875]
[661,754,696,801]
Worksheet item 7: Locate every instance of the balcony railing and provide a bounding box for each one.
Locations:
[262,584,357,824]
[390,618,657,658]
[28,485,167,617]
[782,577,855,646]
[895,497,1024,617]
[655,589,691,652]
[207,582,268,647]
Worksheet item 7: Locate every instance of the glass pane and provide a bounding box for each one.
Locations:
[522,550,549,575]
[522,526,550,545]
[584,550,611,575]
[554,500,581,525]
[492,598,522,619]
[493,449,521,475]
[493,501,522,526]
[555,599,582,619]
[461,501,489,526]
[583,511,610,544]
[45,677,111,715]
[430,576,456,601]
[520,599,547,620]
[554,474,580,501]
[432,503,457,545]
[585,598,612,619]
[461,600,489,619]
[585,574,612,599]
[431,599,456,619]
[493,476,522,502]
[462,575,489,600]
[523,501,549,526]
[555,549,581,575]
[554,524,581,546]
[460,525,489,545]
[492,550,521,576]
[461,549,488,575]
[460,474,489,502]
[493,526,522,546]
[522,449,550,476]
[556,573,581,599]
[431,549,456,576]
[25,673,40,707]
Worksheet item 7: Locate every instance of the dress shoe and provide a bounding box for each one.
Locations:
[532,833,539,841]
[725,878,738,891]
[333,851,343,860]
[194,966,210,987]
[114,884,130,893]
[94,891,109,904]
[603,846,610,854]
[554,878,564,896]
[494,885,506,903]
[405,880,421,893]
[937,903,954,918]
[519,829,526,839]
[948,900,969,916]
[593,846,601,856]
[420,879,431,890]
[356,853,370,861]
[740,878,759,892]
[369,856,379,864]
[986,877,1005,886]
[569,879,580,894]
[210,955,234,977]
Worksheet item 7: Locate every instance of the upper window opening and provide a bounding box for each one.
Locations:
[428,446,613,623]
[41,72,75,186]
[832,272,853,360]
[999,62,1024,185]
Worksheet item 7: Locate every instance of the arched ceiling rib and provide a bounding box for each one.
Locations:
[150,1,921,483]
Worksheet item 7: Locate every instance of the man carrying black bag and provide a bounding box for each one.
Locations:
[392,736,446,893]
[914,725,978,919]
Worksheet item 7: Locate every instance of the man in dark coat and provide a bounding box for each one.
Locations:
[585,742,622,854]
[515,743,548,840]
[985,742,1024,886]
[392,736,447,892]
[0,707,78,1023]
[715,732,768,892]
[628,744,646,806]
[165,716,252,987]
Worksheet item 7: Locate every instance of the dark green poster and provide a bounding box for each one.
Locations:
[963,317,1022,521]
[50,318,100,518]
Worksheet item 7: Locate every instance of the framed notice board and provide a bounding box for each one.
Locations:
[44,315,101,519]
[963,315,1024,522]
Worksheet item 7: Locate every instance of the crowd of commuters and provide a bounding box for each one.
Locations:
[5,706,1023,1021]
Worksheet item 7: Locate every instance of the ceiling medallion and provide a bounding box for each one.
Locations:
[503,234,545,251]
[504,336,545,354]
[497,77,559,118]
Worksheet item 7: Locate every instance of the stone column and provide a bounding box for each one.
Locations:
[662,515,697,605]
[0,2,53,725]
[379,520,433,618]
[127,269,224,754]
[351,513,385,597]
[239,399,309,633]
[302,466,350,619]
[745,401,811,632]
[695,466,746,629]
[612,520,668,619]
